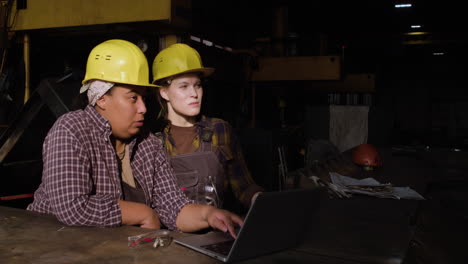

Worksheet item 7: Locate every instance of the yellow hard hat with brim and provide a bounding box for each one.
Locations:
[152,43,215,85]
[82,39,157,88]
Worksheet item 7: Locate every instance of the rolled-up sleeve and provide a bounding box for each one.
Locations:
[215,121,265,208]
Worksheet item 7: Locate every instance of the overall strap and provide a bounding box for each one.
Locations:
[199,125,214,152]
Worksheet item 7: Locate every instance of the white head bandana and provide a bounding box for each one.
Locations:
[80,80,115,106]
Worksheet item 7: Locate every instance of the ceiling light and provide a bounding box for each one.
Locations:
[202,40,213,46]
[395,4,412,8]
[190,35,201,42]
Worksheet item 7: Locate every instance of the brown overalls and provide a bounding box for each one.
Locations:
[167,131,225,208]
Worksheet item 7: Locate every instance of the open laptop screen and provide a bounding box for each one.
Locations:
[175,187,326,262]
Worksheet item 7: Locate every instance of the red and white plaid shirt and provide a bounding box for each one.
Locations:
[27,105,192,229]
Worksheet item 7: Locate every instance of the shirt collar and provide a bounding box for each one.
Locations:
[85,105,111,137]
[164,116,212,134]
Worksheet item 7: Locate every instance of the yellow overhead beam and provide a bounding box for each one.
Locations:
[10,0,190,31]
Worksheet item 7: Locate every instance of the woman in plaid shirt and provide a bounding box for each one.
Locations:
[151,43,264,212]
[27,39,242,238]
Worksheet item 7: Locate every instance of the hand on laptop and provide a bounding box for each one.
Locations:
[176,204,244,238]
[206,207,244,238]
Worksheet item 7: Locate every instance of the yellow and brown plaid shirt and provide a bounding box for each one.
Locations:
[161,116,264,208]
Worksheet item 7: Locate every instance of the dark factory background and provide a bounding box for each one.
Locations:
[0,1,467,262]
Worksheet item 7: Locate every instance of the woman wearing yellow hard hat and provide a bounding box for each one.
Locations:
[27,39,242,237]
[152,43,264,212]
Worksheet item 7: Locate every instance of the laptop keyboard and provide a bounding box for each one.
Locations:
[201,240,234,256]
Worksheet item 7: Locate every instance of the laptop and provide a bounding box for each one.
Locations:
[174,187,325,262]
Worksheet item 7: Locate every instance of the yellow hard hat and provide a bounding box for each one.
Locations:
[82,39,157,87]
[152,43,214,84]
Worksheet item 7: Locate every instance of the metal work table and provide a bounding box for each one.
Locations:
[0,205,219,264]
[0,148,428,264]
[0,197,419,264]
